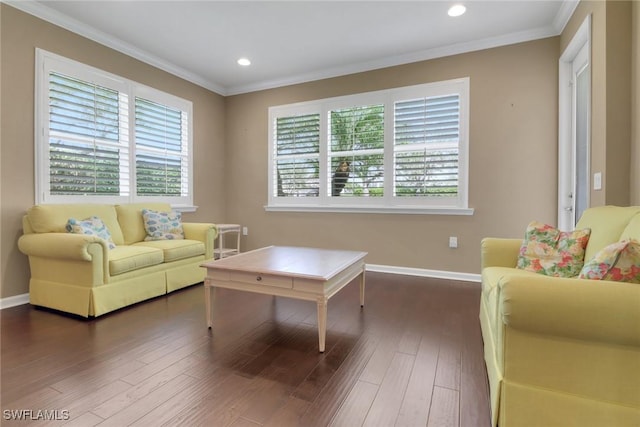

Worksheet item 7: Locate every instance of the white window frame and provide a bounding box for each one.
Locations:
[267,78,473,215]
[35,49,194,210]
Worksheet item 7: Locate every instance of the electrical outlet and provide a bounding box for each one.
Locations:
[242,226,248,236]
[449,236,458,248]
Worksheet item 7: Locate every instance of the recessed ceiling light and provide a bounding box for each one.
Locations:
[448,4,466,17]
[237,58,251,66]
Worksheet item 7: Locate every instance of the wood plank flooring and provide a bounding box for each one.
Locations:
[0,272,490,426]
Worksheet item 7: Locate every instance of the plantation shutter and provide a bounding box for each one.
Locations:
[48,72,128,196]
[394,94,460,197]
[135,98,189,196]
[329,104,384,197]
[274,113,320,197]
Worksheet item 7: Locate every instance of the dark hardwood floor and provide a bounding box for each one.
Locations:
[0,272,490,427]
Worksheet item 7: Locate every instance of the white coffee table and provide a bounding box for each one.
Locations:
[201,246,367,352]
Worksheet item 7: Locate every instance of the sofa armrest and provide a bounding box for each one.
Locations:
[18,233,109,261]
[481,237,522,269]
[182,223,218,259]
[500,274,640,347]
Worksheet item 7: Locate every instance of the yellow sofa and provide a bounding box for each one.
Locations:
[18,203,218,317]
[480,206,640,427]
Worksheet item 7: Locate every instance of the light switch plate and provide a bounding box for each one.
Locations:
[593,172,602,190]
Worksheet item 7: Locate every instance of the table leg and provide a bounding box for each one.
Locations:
[219,233,226,258]
[205,280,213,328]
[316,297,328,353]
[359,269,366,307]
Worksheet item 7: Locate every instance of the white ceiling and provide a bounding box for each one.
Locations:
[10,0,578,95]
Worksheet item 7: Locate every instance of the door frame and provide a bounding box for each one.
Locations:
[558,15,591,230]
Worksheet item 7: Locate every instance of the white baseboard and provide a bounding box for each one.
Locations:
[0,293,30,309]
[366,264,481,283]
[0,266,479,310]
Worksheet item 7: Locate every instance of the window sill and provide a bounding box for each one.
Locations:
[172,204,198,213]
[264,205,474,215]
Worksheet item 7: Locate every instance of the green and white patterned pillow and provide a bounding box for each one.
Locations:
[66,216,116,249]
[141,209,184,241]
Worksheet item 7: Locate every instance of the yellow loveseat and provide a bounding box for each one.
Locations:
[480,206,640,427]
[18,203,218,317]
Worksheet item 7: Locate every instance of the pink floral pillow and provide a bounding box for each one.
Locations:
[578,240,640,283]
[516,221,591,277]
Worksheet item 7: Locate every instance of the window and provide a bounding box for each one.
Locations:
[35,49,193,208]
[268,78,471,214]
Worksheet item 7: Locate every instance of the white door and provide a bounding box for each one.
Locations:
[572,44,590,225]
[558,17,591,230]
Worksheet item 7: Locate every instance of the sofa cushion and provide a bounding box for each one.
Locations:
[116,203,172,244]
[142,209,185,241]
[133,240,205,262]
[66,216,116,249]
[27,204,124,245]
[576,206,640,261]
[109,246,164,276]
[579,240,640,283]
[619,213,640,242]
[516,221,591,277]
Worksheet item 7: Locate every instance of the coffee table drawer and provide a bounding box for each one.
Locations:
[225,271,293,289]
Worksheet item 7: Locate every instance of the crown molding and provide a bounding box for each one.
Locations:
[3,0,226,95]
[225,25,559,95]
[5,0,575,97]
[553,0,580,33]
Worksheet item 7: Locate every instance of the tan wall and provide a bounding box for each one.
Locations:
[632,1,640,205]
[0,4,4,300]
[605,1,632,206]
[225,38,560,273]
[0,4,227,298]
[562,0,633,207]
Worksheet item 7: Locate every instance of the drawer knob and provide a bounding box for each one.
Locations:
[256,275,262,282]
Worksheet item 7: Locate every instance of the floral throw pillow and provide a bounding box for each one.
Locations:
[66,216,116,249]
[142,209,184,241]
[516,221,591,277]
[578,240,640,283]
